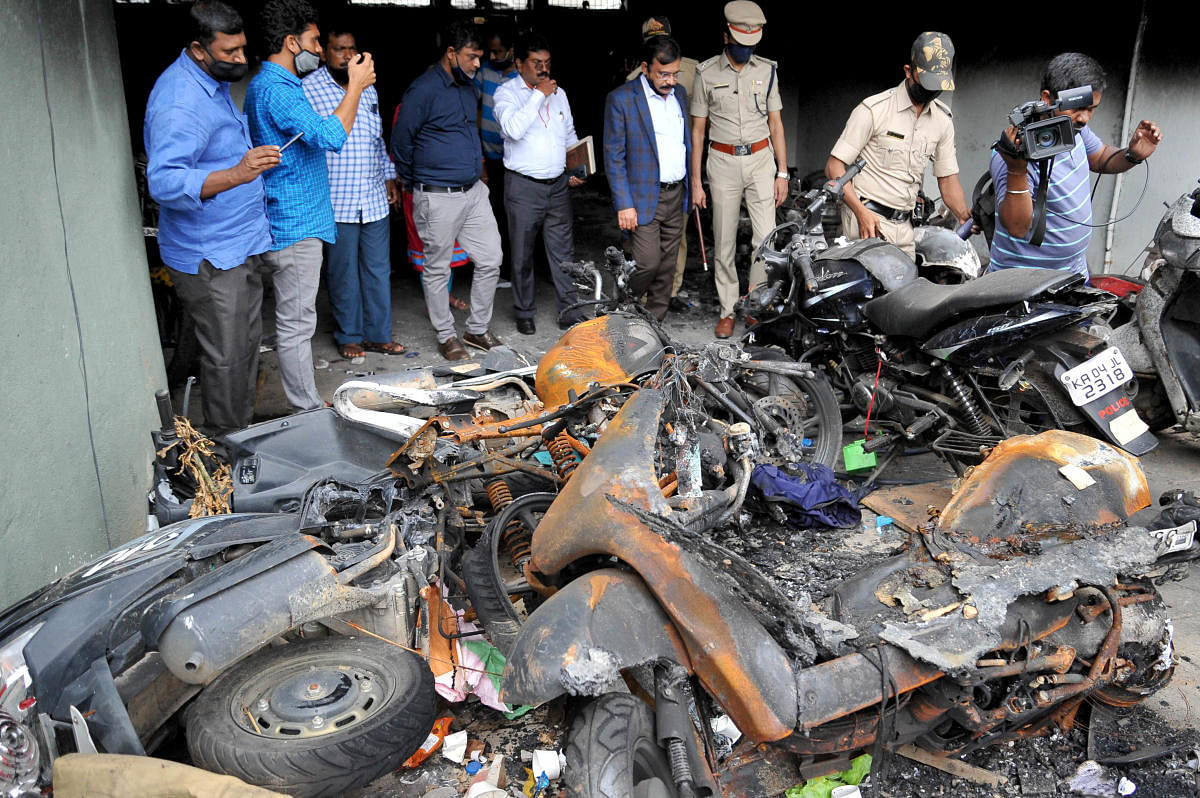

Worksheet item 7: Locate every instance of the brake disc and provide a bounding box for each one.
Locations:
[753,394,812,464]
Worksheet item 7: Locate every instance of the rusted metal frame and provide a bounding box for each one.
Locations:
[792,647,943,732]
[528,389,799,740]
[966,646,1075,681]
[496,385,630,434]
[741,359,817,379]
[428,440,562,486]
[715,741,803,798]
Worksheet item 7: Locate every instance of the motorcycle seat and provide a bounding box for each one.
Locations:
[862,268,1081,338]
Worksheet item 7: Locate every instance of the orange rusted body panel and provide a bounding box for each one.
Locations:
[528,389,798,741]
[535,316,633,408]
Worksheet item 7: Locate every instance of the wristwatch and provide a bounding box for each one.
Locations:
[776,171,789,179]
[1123,148,1144,165]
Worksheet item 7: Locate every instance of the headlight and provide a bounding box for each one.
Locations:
[0,624,42,718]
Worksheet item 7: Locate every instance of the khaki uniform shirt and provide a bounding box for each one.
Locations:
[690,53,782,145]
[626,56,699,104]
[829,80,959,212]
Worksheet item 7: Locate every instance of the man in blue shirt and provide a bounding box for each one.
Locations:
[392,21,504,362]
[990,52,1162,280]
[304,29,404,365]
[145,0,279,435]
[245,0,376,411]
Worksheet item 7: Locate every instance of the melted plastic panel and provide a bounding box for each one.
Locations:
[816,238,917,292]
[936,429,1150,538]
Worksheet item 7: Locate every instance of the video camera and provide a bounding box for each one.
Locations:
[996,85,1093,161]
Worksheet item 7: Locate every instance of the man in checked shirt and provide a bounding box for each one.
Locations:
[304,28,404,365]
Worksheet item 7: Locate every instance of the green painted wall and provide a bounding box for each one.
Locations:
[0,0,164,604]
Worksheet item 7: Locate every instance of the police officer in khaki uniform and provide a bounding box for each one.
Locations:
[826,32,972,259]
[626,16,698,312]
[690,0,788,339]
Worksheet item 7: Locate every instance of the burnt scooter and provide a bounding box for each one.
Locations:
[0,477,445,797]
[743,160,1157,472]
[499,372,1182,797]
[1100,179,1200,436]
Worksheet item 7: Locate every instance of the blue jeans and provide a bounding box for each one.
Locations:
[327,217,393,345]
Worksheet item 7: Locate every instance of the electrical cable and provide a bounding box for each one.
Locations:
[35,0,112,546]
[1045,158,1151,228]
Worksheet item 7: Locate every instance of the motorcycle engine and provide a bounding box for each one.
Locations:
[852,374,898,415]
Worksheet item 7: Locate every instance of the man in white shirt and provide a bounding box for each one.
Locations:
[493,33,585,334]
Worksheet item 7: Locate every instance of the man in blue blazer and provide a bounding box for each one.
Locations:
[603,36,691,320]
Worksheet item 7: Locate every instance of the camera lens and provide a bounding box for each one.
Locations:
[1035,129,1059,150]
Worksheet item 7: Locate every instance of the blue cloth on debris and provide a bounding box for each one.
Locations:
[751,463,862,529]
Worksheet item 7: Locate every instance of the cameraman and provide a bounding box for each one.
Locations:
[989,52,1162,279]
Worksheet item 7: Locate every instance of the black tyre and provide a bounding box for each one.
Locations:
[565,693,676,798]
[740,348,842,470]
[186,636,436,798]
[461,492,556,657]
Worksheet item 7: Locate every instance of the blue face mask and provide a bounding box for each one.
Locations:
[726,43,755,64]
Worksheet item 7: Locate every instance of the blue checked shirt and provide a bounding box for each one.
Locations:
[302,67,396,225]
[245,62,347,250]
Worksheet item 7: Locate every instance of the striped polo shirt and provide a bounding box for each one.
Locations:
[987,124,1102,280]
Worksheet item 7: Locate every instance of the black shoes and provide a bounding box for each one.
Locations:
[515,318,536,335]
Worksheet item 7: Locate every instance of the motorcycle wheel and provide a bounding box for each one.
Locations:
[460,492,556,657]
[565,693,677,798]
[186,636,436,798]
[740,348,842,470]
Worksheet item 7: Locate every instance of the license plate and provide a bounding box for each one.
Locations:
[1060,348,1133,406]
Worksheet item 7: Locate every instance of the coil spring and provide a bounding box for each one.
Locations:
[548,431,579,481]
[485,479,530,567]
[666,737,694,790]
[944,367,990,436]
[485,479,513,513]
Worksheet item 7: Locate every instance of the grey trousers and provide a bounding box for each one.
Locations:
[168,256,263,434]
[504,170,578,320]
[413,182,502,343]
[260,237,324,412]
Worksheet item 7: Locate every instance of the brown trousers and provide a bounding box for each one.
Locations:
[628,183,684,320]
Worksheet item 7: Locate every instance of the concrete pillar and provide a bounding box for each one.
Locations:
[0,0,164,604]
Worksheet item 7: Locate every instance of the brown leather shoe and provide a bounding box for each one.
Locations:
[462,330,502,351]
[439,336,470,361]
[745,316,759,328]
[714,316,734,339]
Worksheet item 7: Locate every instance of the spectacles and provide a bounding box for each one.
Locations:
[525,58,552,69]
[652,70,679,80]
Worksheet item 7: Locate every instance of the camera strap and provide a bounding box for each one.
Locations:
[1029,158,1052,247]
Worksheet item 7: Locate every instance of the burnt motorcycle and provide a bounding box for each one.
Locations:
[1099,179,1200,437]
[498,377,1185,797]
[743,160,1157,472]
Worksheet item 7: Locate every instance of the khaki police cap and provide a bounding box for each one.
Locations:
[724,0,766,45]
[911,31,956,91]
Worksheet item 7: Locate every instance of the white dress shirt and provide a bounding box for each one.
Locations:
[493,75,578,179]
[640,74,686,183]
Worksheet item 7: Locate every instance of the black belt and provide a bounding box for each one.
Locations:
[659,179,684,191]
[506,168,564,185]
[417,181,476,194]
[861,198,912,222]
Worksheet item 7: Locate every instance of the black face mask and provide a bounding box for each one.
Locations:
[726,43,755,64]
[906,78,942,106]
[202,47,248,82]
[328,65,349,84]
[490,58,512,71]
